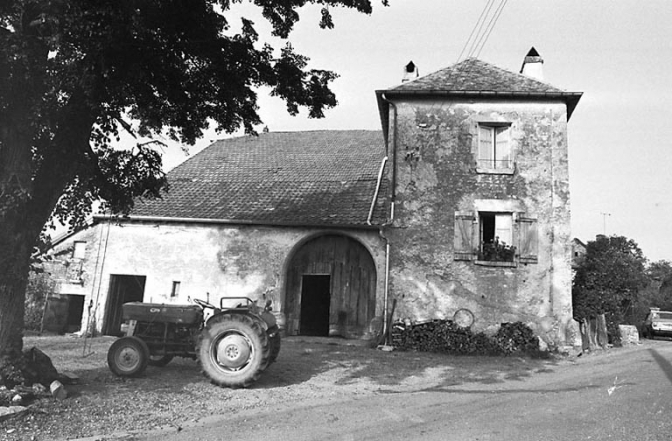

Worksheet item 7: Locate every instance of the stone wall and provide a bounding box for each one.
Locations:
[386,98,573,344]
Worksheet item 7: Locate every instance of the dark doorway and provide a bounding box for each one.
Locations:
[300,275,331,336]
[41,294,86,334]
[103,275,146,336]
[66,295,85,333]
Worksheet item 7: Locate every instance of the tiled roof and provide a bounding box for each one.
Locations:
[376,57,582,136]
[391,58,564,93]
[130,130,389,227]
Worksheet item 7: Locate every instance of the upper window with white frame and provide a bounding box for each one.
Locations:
[477,123,513,173]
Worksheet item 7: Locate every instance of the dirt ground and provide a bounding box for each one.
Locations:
[0,334,571,441]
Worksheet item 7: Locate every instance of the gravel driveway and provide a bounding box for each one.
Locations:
[2,335,576,440]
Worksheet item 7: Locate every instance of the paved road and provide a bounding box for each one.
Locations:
[143,341,672,441]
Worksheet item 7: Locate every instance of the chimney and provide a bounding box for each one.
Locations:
[402,61,419,83]
[520,47,543,81]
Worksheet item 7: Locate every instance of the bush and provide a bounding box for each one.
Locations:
[24,272,54,332]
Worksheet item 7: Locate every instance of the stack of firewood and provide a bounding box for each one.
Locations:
[391,320,539,356]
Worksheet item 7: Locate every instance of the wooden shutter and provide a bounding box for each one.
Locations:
[495,126,511,169]
[454,212,476,261]
[478,126,493,168]
[517,214,538,263]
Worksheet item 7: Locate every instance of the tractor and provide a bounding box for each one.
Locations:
[106,297,280,388]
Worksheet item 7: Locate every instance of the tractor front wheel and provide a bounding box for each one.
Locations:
[107,336,150,377]
[198,314,269,388]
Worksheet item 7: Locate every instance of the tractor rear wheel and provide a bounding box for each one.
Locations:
[198,314,270,388]
[107,336,149,377]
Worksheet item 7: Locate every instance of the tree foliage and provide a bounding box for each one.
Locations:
[631,260,672,321]
[572,235,648,339]
[0,0,387,368]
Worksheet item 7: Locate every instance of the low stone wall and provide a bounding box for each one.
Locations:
[619,324,640,345]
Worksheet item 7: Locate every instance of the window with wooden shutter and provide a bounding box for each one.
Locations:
[517,214,538,263]
[478,212,515,263]
[454,212,476,261]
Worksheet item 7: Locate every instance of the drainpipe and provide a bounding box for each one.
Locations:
[377,93,399,340]
[381,93,399,203]
[379,228,391,340]
[367,156,388,226]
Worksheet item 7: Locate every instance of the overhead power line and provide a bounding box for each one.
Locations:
[456,0,509,63]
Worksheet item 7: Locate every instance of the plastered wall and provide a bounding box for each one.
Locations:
[386,98,573,344]
[54,222,385,335]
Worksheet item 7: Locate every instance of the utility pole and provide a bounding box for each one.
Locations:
[600,212,611,236]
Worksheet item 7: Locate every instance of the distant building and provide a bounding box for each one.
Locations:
[46,49,582,345]
[572,238,587,268]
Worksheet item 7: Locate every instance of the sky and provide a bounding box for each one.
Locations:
[156,0,672,263]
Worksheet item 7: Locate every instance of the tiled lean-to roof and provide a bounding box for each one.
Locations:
[376,57,582,137]
[129,130,389,227]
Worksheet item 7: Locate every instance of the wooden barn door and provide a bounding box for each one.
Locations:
[285,235,376,337]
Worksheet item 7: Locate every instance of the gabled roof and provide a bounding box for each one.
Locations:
[128,130,389,228]
[376,57,582,137]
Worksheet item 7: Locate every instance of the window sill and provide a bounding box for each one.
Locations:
[475,167,515,175]
[475,260,517,268]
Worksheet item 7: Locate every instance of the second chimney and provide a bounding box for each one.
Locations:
[520,47,544,81]
[402,61,419,83]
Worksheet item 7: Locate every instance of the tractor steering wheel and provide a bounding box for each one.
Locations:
[193,298,216,310]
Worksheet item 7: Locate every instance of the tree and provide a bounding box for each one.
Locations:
[633,260,672,319]
[572,235,648,342]
[0,0,387,380]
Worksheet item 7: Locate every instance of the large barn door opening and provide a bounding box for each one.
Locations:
[102,275,146,336]
[285,234,377,338]
[300,275,331,336]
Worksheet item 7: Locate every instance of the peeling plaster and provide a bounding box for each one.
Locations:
[388,99,573,342]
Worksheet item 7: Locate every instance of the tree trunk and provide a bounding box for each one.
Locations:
[0,123,36,370]
[596,314,609,347]
[579,315,610,352]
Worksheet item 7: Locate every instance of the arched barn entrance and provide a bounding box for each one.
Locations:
[285,234,377,338]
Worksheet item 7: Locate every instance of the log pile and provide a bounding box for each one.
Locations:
[392,320,490,354]
[391,320,539,356]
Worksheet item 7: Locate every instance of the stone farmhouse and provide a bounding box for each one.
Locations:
[44,49,582,345]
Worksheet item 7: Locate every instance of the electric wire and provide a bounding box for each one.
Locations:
[453,0,509,88]
[474,0,509,59]
[456,0,508,63]
[456,0,495,63]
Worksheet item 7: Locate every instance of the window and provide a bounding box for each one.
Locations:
[454,211,538,265]
[171,281,181,298]
[72,241,86,259]
[477,124,512,171]
[478,212,515,262]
